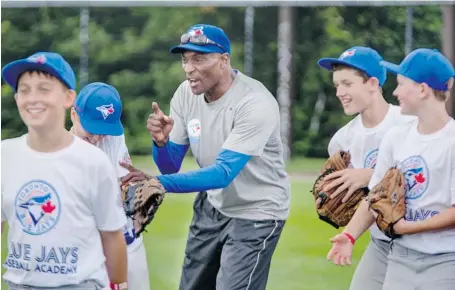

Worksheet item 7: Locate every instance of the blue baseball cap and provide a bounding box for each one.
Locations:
[380,48,455,91]
[1,52,76,92]
[73,82,124,136]
[317,46,387,86]
[170,24,231,55]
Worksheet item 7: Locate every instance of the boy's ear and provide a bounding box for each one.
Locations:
[65,89,76,109]
[443,77,454,102]
[419,83,432,100]
[70,107,78,123]
[367,77,380,92]
[448,77,454,90]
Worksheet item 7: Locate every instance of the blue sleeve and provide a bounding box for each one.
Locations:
[152,141,190,174]
[156,149,251,193]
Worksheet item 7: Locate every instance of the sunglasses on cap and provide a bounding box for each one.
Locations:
[180,33,226,53]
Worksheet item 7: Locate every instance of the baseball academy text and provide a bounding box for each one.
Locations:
[4,243,78,274]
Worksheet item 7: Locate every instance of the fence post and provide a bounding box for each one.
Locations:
[277,6,294,162]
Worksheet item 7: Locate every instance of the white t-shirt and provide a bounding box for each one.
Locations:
[369,119,455,254]
[328,105,415,241]
[1,134,126,287]
[95,135,143,251]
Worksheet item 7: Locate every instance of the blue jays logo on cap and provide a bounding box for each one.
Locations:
[74,82,124,136]
[96,104,115,120]
[27,54,47,64]
[340,49,356,59]
[189,26,204,36]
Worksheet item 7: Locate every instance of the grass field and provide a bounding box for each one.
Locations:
[1,156,370,290]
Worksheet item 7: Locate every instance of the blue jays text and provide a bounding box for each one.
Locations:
[4,243,79,275]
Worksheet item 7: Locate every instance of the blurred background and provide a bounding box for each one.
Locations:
[1,1,455,289]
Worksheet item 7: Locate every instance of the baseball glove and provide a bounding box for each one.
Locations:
[367,167,406,239]
[121,177,166,238]
[311,150,369,229]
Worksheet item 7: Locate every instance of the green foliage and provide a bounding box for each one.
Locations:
[0,6,445,156]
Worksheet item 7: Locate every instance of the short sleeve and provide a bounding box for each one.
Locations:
[1,185,6,222]
[451,161,455,205]
[91,154,127,231]
[115,136,132,178]
[169,85,189,145]
[1,200,6,222]
[99,135,130,178]
[327,128,345,156]
[368,130,395,190]
[1,149,8,222]
[222,94,278,156]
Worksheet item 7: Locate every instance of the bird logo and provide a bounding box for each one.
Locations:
[15,180,61,235]
[96,104,115,120]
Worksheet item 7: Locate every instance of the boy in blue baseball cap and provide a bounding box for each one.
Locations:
[70,82,151,290]
[317,46,388,116]
[1,53,128,289]
[319,46,415,290]
[329,48,455,289]
[380,48,455,115]
[70,82,124,144]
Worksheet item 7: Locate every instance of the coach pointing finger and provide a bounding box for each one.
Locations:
[148,24,290,290]
[147,102,173,147]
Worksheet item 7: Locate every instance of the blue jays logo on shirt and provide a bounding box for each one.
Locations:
[364,148,379,169]
[187,118,201,144]
[96,104,115,120]
[124,222,137,246]
[15,180,61,235]
[399,155,429,200]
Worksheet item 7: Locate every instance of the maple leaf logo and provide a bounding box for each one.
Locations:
[35,55,46,64]
[341,49,355,59]
[28,55,47,64]
[41,200,56,214]
[415,173,425,184]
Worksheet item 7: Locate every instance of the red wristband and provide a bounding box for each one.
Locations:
[343,232,356,245]
[110,282,128,290]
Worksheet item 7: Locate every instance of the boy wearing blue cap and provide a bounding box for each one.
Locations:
[121,24,290,290]
[328,48,455,289]
[318,46,414,290]
[1,53,128,290]
[70,82,150,290]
